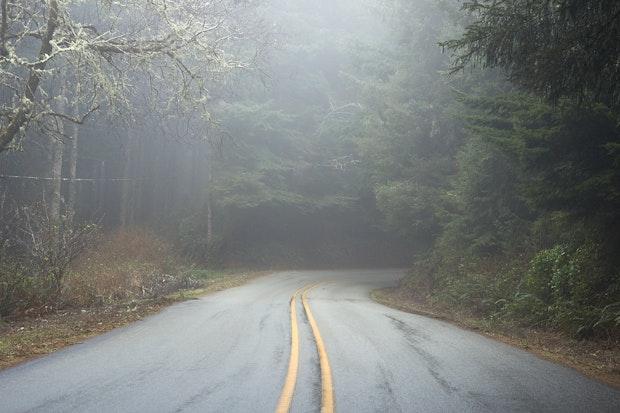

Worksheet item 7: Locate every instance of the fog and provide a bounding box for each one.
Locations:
[1,0,620,343]
[1,0,413,268]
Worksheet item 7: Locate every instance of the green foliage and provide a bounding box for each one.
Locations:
[177,212,222,266]
[0,259,52,317]
[520,242,620,336]
[444,0,620,107]
[423,94,620,337]
[372,0,620,336]
[175,10,415,267]
[5,0,618,343]
[375,181,440,245]
[441,126,530,256]
[182,268,230,280]
[524,245,563,305]
[456,93,620,249]
[426,236,620,338]
[522,104,620,229]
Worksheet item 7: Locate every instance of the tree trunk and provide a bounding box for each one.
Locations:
[206,146,213,248]
[49,89,65,223]
[206,196,213,246]
[97,160,105,215]
[120,131,134,227]
[67,80,80,222]
[131,135,143,225]
[48,104,64,294]
[49,136,63,221]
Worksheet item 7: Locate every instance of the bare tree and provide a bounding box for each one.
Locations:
[66,77,80,221]
[120,130,135,227]
[0,0,271,152]
[17,202,99,292]
[48,89,66,223]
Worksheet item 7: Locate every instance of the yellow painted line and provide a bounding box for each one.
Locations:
[275,285,310,413]
[302,284,335,413]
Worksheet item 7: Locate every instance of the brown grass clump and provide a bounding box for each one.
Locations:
[0,270,265,371]
[63,228,196,306]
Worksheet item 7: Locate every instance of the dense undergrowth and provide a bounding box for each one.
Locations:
[405,235,620,339]
[394,97,620,340]
[0,228,206,319]
[2,0,620,352]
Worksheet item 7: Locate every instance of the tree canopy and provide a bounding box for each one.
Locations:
[1,0,619,337]
[443,0,620,107]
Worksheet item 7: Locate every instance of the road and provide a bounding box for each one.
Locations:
[1,269,619,412]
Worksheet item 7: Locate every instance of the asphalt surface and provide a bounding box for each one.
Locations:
[1,269,619,412]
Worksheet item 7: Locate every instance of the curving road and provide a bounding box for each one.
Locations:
[1,269,619,412]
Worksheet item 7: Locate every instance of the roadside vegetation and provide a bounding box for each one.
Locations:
[371,1,620,341]
[0,227,261,369]
[369,0,620,386]
[0,0,619,381]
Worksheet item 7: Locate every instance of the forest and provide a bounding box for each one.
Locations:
[1,0,619,346]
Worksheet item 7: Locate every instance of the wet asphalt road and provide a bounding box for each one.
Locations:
[1,269,619,412]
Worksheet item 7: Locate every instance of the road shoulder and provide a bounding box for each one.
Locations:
[372,286,620,390]
[0,271,268,371]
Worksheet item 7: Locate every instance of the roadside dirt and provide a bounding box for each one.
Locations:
[0,271,266,371]
[372,287,620,390]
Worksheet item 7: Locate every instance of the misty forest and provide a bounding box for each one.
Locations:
[1,0,620,376]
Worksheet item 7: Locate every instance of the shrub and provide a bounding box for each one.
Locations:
[524,244,566,305]
[0,259,52,317]
[16,205,99,292]
[427,253,524,317]
[518,241,620,337]
[64,228,197,306]
[413,238,620,338]
[500,292,548,326]
[0,202,100,315]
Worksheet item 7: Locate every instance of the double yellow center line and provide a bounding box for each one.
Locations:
[275,286,303,413]
[275,283,334,413]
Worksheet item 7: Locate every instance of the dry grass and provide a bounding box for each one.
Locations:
[0,300,170,370]
[0,228,269,371]
[0,270,267,371]
[63,228,192,306]
[372,287,620,390]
